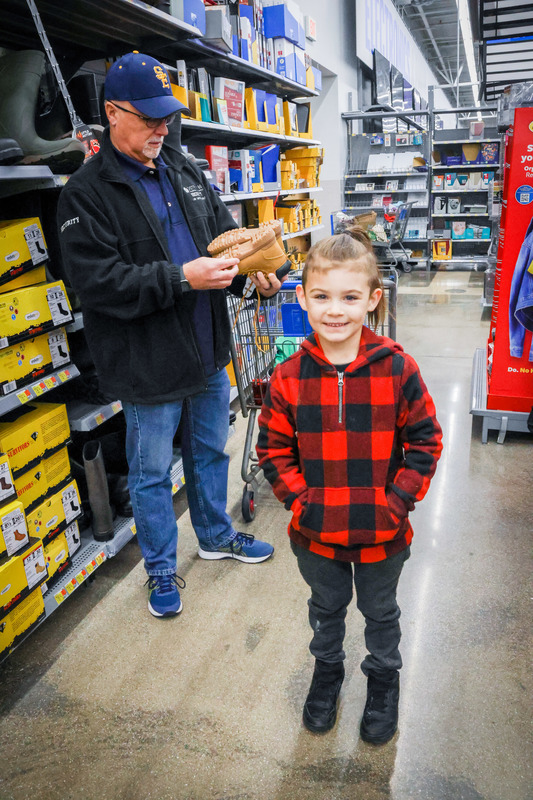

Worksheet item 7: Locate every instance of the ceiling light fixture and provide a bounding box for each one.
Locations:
[455,0,481,115]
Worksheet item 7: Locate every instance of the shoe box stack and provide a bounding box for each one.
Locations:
[0,219,83,659]
[274,197,321,234]
[281,146,323,190]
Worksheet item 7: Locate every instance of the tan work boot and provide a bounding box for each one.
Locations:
[208,221,288,276]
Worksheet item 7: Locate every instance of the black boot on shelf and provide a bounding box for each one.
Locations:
[0,50,85,173]
[360,670,400,745]
[0,137,23,165]
[303,659,345,733]
[82,440,114,542]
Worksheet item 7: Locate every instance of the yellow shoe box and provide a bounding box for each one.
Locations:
[0,498,29,558]
[26,479,81,547]
[0,280,73,348]
[0,539,47,619]
[0,584,45,659]
[44,531,70,582]
[0,264,47,295]
[14,446,71,513]
[0,218,48,289]
[0,401,70,476]
[0,328,70,397]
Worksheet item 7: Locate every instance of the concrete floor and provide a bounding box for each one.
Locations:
[0,270,532,800]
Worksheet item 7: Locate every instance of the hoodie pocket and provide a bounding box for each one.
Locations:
[299,486,400,545]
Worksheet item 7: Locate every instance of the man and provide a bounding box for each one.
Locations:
[58,52,282,618]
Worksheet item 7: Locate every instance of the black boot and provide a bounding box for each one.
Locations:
[303,659,344,733]
[360,670,399,745]
[82,440,114,541]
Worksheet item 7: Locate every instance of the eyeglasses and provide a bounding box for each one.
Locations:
[109,102,176,129]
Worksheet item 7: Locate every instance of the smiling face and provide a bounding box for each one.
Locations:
[296,260,382,364]
[105,100,169,166]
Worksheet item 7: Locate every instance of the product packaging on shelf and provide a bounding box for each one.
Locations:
[168,0,206,34]
[0,280,73,349]
[0,498,28,557]
[13,446,71,513]
[0,539,47,619]
[0,402,70,477]
[0,218,48,289]
[0,328,70,397]
[25,479,81,547]
[0,584,45,659]
[43,531,70,583]
[0,264,47,295]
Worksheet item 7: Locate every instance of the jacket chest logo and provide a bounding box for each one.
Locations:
[183,184,206,201]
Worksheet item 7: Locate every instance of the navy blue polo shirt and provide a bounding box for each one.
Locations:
[114,148,216,376]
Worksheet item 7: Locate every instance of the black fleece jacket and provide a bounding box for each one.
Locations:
[56,128,238,404]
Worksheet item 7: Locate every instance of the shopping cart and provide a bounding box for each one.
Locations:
[331,203,415,273]
[228,272,398,522]
[228,282,307,521]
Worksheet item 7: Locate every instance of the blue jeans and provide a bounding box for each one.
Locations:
[123,368,235,576]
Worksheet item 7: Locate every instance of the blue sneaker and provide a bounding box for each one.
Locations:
[146,574,185,618]
[198,532,274,563]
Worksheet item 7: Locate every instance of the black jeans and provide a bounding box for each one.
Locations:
[291,541,410,676]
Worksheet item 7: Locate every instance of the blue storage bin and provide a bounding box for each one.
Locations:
[282,303,312,335]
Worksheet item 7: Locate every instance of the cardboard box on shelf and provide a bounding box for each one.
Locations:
[204,5,233,52]
[0,402,70,477]
[13,446,71,514]
[263,4,299,43]
[0,539,47,619]
[0,264,47,295]
[43,531,70,582]
[0,280,73,348]
[0,218,48,289]
[205,146,229,193]
[0,328,70,398]
[25,479,81,548]
[0,584,45,659]
[168,0,206,34]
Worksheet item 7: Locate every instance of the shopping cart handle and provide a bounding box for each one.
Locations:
[275,260,292,281]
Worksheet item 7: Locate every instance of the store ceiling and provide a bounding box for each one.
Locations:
[390,0,482,110]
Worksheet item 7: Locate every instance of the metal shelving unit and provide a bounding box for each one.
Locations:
[470,348,531,443]
[428,103,501,270]
[341,110,431,271]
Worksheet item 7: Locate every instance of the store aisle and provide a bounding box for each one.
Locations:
[0,272,531,800]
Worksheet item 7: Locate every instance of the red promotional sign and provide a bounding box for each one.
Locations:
[487,107,533,412]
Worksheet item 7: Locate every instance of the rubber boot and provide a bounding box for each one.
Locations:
[303,659,345,733]
[82,440,114,541]
[0,50,85,173]
[37,73,103,141]
[0,138,23,165]
[360,670,400,745]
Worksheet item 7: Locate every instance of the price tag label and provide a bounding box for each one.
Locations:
[31,381,46,396]
[65,578,77,594]
[44,377,57,389]
[112,401,122,414]
[24,222,48,265]
[75,569,88,584]
[58,370,71,383]
[95,413,105,426]
[17,388,32,404]
[95,553,104,566]
[55,588,67,605]
[86,561,94,574]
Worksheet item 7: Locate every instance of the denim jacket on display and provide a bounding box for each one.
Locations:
[509,215,533,361]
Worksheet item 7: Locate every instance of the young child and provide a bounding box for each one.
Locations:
[256,229,442,744]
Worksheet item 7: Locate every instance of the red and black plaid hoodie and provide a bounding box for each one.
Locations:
[256,327,443,563]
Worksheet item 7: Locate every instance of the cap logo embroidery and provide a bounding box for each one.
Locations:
[153,66,170,89]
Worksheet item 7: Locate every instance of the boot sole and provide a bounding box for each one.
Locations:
[197,547,273,563]
[359,724,397,745]
[148,598,183,617]
[303,707,338,733]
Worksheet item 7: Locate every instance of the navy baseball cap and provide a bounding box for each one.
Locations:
[105,52,188,117]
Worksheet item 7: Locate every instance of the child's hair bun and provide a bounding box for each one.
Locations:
[334,224,373,252]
